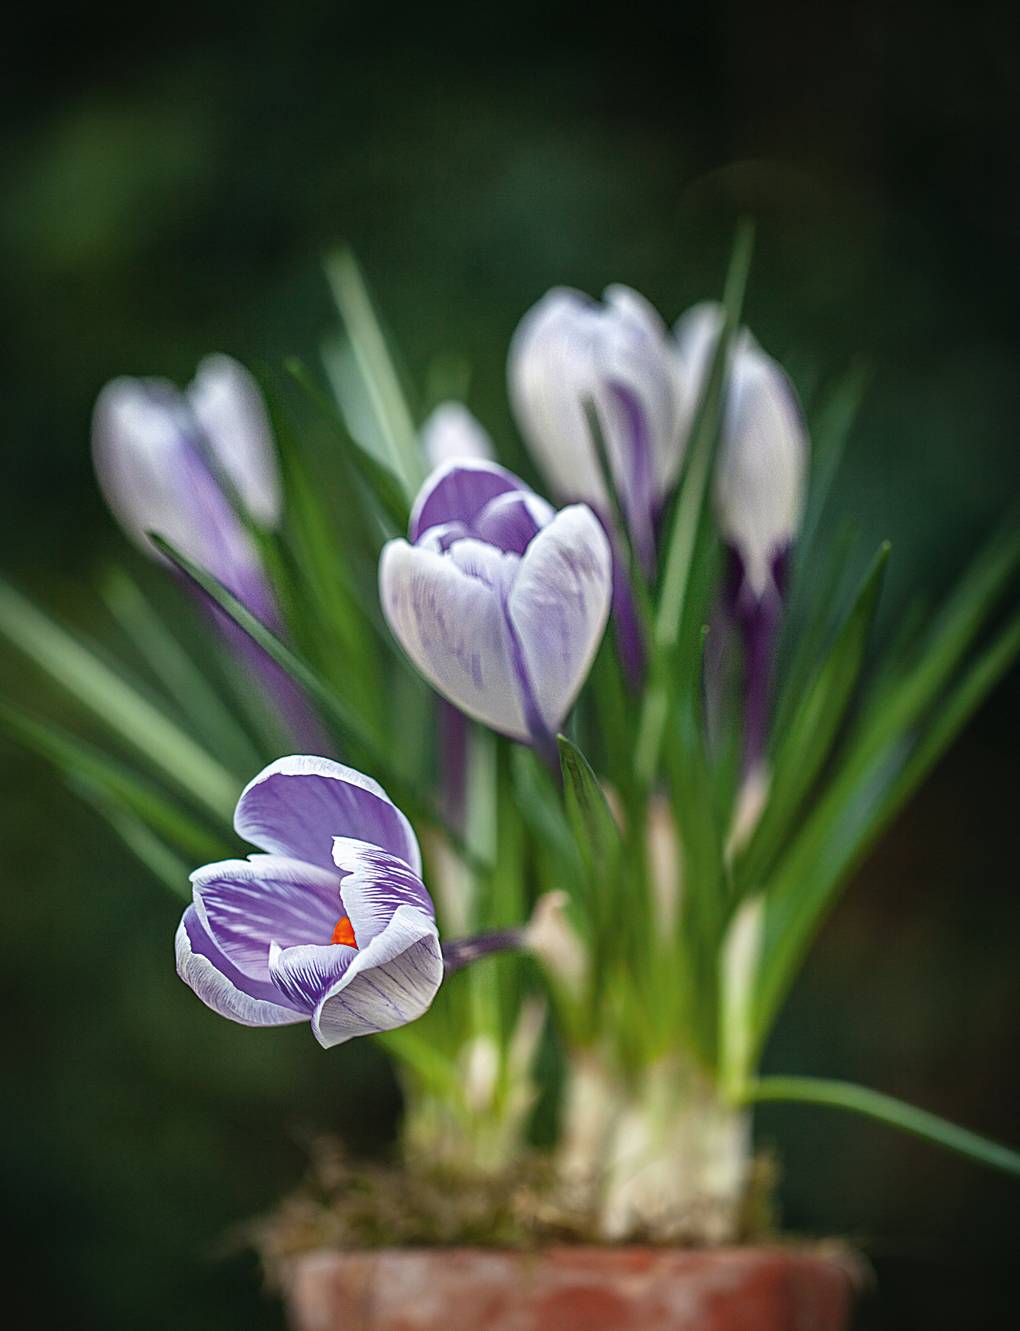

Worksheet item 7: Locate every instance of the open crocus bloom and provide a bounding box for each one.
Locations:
[380,460,612,752]
[176,756,443,1048]
[92,355,281,623]
[508,285,686,576]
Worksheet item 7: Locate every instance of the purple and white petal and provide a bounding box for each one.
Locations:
[331,837,435,946]
[379,538,529,741]
[92,376,267,603]
[191,854,341,979]
[715,347,807,600]
[507,504,612,734]
[267,939,356,1013]
[187,354,281,529]
[312,904,444,1049]
[473,490,555,555]
[600,285,686,502]
[508,289,607,510]
[234,756,422,875]
[176,905,305,1026]
[420,402,495,471]
[408,459,530,543]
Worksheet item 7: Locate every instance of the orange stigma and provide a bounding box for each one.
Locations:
[330,915,358,948]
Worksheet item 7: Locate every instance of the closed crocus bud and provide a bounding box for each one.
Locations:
[693,314,808,776]
[714,343,807,608]
[509,285,685,576]
[93,358,327,749]
[380,460,612,758]
[92,355,280,620]
[421,402,495,470]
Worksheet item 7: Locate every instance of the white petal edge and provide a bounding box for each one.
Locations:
[234,755,422,877]
[187,354,282,528]
[175,912,305,1027]
[508,504,612,733]
[312,904,444,1048]
[379,539,530,742]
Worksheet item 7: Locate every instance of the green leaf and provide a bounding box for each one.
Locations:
[796,360,871,558]
[742,1076,1020,1177]
[752,605,1020,1054]
[0,700,227,859]
[737,542,889,890]
[557,733,622,880]
[634,218,755,787]
[150,536,391,761]
[285,357,410,535]
[72,774,193,899]
[323,249,423,498]
[101,568,261,773]
[0,577,239,820]
[150,535,484,865]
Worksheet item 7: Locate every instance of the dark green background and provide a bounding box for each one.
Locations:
[3,5,1018,1328]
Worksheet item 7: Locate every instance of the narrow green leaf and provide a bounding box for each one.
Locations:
[285,357,410,534]
[150,535,390,763]
[102,569,260,772]
[737,542,889,890]
[509,746,583,884]
[0,700,227,857]
[0,577,239,819]
[150,535,485,865]
[743,1076,1020,1177]
[752,608,1020,1053]
[557,733,623,876]
[323,249,423,497]
[72,774,193,899]
[634,219,755,787]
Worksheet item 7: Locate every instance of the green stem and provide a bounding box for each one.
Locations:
[742,1075,1020,1177]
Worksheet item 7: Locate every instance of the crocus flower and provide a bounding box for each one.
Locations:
[508,285,686,577]
[379,460,612,758]
[421,402,495,470]
[92,356,323,747]
[93,355,280,621]
[175,756,444,1047]
[680,303,808,773]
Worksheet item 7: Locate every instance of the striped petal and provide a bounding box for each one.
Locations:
[331,837,435,946]
[508,504,613,734]
[191,854,341,980]
[187,354,281,528]
[312,904,444,1049]
[175,905,305,1026]
[379,538,529,741]
[234,756,421,875]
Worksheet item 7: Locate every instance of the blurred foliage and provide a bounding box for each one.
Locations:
[2,3,1018,1328]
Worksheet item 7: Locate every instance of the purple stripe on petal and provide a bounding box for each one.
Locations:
[507,504,613,738]
[409,460,527,542]
[234,756,422,875]
[331,838,435,947]
[608,381,657,577]
[268,939,356,1013]
[191,855,341,979]
[312,904,443,1048]
[176,905,306,1025]
[380,539,530,742]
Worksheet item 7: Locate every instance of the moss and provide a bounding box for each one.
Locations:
[253,1137,781,1282]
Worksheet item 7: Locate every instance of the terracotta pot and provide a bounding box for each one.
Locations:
[284,1244,861,1331]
